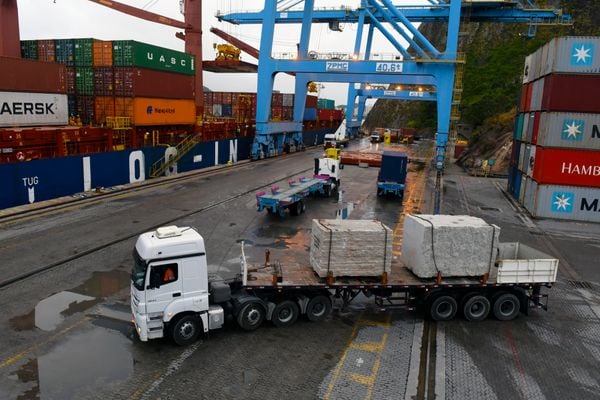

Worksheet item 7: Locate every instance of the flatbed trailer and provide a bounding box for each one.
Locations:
[376,181,405,197]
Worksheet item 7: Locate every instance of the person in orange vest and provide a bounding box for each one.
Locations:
[163,266,175,283]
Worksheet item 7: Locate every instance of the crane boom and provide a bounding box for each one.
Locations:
[88,0,191,30]
[210,27,259,59]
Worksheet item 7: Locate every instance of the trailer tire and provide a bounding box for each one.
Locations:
[462,295,490,322]
[430,295,458,321]
[170,315,202,346]
[237,302,266,331]
[272,300,299,327]
[306,295,332,322]
[492,293,520,321]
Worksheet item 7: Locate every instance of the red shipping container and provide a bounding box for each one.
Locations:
[332,109,343,120]
[305,94,318,108]
[532,147,600,188]
[37,40,56,62]
[271,93,283,106]
[541,74,600,113]
[114,67,194,99]
[519,84,527,113]
[271,106,283,120]
[525,82,533,113]
[318,108,335,120]
[94,67,114,96]
[0,56,66,93]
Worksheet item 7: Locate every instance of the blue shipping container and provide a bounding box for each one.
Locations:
[303,108,317,121]
[55,39,75,66]
[379,151,408,183]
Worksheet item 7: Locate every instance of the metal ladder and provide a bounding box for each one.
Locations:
[149,134,200,178]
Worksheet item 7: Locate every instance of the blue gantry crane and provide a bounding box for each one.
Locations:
[217,0,570,211]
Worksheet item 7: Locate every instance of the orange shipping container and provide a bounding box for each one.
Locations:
[93,40,113,66]
[94,96,115,125]
[132,98,196,125]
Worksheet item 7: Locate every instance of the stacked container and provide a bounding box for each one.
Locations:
[20,38,197,126]
[510,36,600,222]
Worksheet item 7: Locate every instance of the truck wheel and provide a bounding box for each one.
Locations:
[306,295,332,322]
[462,295,490,322]
[272,300,299,327]
[237,302,265,331]
[492,293,520,321]
[430,295,458,321]
[299,201,306,214]
[289,203,299,216]
[170,315,202,346]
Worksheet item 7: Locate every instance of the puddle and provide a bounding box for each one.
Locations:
[14,327,133,400]
[10,270,130,332]
[253,225,299,238]
[336,202,356,219]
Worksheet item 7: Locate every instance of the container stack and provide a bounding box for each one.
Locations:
[509,36,600,223]
[21,39,196,126]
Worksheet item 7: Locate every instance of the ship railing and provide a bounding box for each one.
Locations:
[149,135,200,178]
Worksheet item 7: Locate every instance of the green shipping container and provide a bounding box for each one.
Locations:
[317,98,336,109]
[75,67,94,95]
[74,38,94,66]
[112,40,195,75]
[20,40,38,59]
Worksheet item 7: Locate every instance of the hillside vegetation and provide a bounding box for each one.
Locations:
[363,2,600,170]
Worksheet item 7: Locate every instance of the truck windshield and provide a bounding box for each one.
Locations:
[131,249,148,291]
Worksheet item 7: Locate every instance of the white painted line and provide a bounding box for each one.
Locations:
[435,324,446,400]
[404,320,424,400]
[139,342,200,399]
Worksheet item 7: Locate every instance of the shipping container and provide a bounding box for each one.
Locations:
[521,113,530,142]
[37,40,56,62]
[526,145,536,177]
[541,74,600,113]
[66,67,76,95]
[0,92,68,127]
[113,67,194,99]
[114,97,134,118]
[67,95,77,118]
[0,57,66,94]
[527,183,600,223]
[522,54,533,84]
[519,175,527,203]
[94,96,115,125]
[20,40,38,59]
[453,144,467,159]
[535,37,600,81]
[514,114,524,140]
[132,98,196,125]
[536,112,600,150]
[282,93,294,107]
[303,108,317,121]
[75,67,94,95]
[520,144,531,174]
[317,98,335,109]
[221,104,233,117]
[318,108,336,121]
[529,78,544,112]
[93,67,114,96]
[525,83,533,113]
[55,39,75,66]
[75,95,95,125]
[93,40,113,66]
[271,93,283,107]
[531,112,540,144]
[518,142,527,172]
[532,147,600,188]
[512,169,523,198]
[74,38,94,66]
[523,177,537,212]
[518,85,528,112]
[526,113,535,143]
[112,40,195,75]
[305,94,318,108]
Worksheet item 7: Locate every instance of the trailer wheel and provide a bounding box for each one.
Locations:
[170,315,202,346]
[289,203,299,216]
[272,300,299,327]
[306,295,332,322]
[299,201,306,214]
[462,295,490,322]
[237,302,265,331]
[492,293,520,321]
[430,295,458,321]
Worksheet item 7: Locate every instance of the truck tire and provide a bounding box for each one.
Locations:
[462,295,490,322]
[289,203,299,216]
[237,302,265,331]
[272,300,299,327]
[430,295,458,321]
[492,293,520,321]
[306,295,332,322]
[170,315,202,346]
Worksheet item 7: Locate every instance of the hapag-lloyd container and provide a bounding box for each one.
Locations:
[131,98,196,125]
[536,112,600,150]
[541,74,600,113]
[538,37,600,79]
[0,92,68,127]
[112,40,195,75]
[532,147,600,188]
[527,183,600,223]
[0,57,66,94]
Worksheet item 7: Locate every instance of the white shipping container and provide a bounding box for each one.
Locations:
[523,177,537,211]
[526,145,536,178]
[0,91,68,127]
[526,113,535,142]
[521,112,530,141]
[528,183,600,223]
[539,36,600,80]
[523,54,534,84]
[282,93,294,107]
[530,78,544,112]
[519,175,527,203]
[496,242,558,284]
[537,112,600,150]
[518,142,526,172]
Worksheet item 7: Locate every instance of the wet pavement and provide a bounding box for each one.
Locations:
[0,139,599,399]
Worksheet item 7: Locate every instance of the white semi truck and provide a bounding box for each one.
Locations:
[131,222,559,346]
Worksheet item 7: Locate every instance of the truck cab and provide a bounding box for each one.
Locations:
[131,226,224,345]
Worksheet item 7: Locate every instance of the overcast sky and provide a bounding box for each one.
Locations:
[18,0,425,105]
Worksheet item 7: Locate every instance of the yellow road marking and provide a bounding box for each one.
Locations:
[0,316,90,369]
